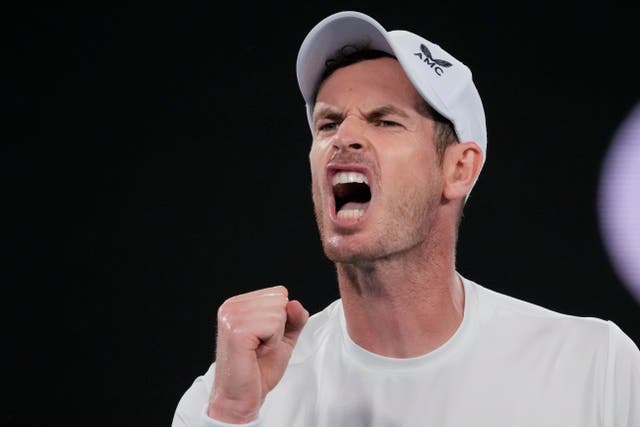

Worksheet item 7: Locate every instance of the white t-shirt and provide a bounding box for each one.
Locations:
[172,276,640,427]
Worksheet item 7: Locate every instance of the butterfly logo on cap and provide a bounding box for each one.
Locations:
[414,44,452,76]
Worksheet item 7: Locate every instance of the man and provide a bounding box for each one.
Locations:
[173,11,640,426]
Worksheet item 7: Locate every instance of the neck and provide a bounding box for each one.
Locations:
[336,229,464,358]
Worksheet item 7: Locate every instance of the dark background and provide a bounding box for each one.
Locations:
[5,2,639,426]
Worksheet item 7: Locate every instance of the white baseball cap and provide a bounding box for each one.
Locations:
[296,11,487,172]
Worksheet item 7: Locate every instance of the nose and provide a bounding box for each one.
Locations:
[332,115,366,151]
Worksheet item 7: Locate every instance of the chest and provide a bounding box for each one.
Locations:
[260,349,603,427]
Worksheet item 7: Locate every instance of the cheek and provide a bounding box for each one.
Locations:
[308,148,320,180]
[383,147,434,185]
[308,149,325,197]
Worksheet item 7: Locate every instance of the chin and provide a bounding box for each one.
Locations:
[321,235,380,265]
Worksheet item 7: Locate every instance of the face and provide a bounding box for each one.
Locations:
[309,57,445,264]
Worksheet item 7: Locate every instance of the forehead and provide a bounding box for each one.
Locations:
[315,57,423,111]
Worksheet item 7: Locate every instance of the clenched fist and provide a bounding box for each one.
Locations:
[207,285,309,423]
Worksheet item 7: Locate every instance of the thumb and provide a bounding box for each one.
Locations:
[283,300,309,344]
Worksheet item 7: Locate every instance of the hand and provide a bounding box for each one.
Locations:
[207,285,309,423]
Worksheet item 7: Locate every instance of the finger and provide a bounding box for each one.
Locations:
[283,300,309,344]
[217,288,289,349]
[229,285,288,302]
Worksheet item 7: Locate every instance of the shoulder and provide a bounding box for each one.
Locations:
[472,279,605,324]
[467,277,640,380]
[467,278,626,354]
[289,299,343,364]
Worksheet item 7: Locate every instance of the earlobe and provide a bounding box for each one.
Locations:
[442,142,483,201]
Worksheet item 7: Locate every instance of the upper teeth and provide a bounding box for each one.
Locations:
[332,171,368,186]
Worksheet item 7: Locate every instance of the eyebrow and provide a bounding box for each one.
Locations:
[313,104,409,124]
[366,105,409,120]
[313,106,343,124]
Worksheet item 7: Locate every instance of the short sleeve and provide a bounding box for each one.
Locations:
[604,321,640,426]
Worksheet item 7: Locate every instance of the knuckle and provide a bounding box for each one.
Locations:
[216,300,232,320]
[277,285,289,297]
[217,302,242,329]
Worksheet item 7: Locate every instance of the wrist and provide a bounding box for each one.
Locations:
[207,394,260,424]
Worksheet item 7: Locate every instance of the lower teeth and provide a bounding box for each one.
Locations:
[337,209,364,219]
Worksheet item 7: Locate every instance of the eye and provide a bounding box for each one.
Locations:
[376,119,400,127]
[318,121,339,132]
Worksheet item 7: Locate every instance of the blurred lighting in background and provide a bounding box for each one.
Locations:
[598,102,640,305]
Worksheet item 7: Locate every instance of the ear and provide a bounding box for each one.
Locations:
[442,142,483,201]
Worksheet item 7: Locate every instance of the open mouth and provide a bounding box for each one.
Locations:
[332,171,372,220]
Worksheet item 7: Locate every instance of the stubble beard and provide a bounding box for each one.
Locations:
[312,182,440,266]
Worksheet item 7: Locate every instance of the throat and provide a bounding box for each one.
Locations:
[339,270,466,358]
